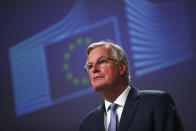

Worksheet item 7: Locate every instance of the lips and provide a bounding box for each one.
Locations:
[94,76,104,81]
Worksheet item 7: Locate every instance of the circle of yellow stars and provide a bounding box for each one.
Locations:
[63,37,92,86]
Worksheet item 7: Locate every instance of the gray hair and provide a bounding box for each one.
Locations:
[86,40,131,83]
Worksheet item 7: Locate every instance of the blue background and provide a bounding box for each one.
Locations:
[1,0,196,130]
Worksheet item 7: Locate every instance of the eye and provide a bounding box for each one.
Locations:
[98,59,107,65]
[87,64,93,70]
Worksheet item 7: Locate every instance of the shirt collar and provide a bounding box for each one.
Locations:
[105,85,131,111]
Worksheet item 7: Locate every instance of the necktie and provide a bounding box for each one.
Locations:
[108,103,118,131]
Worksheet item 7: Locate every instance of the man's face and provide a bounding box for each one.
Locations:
[87,45,121,92]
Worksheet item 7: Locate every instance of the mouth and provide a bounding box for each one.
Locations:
[94,76,103,81]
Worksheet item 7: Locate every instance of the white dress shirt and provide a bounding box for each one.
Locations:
[104,85,131,131]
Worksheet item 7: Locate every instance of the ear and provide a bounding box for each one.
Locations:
[119,62,126,76]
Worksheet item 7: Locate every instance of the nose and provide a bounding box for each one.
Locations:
[91,63,100,73]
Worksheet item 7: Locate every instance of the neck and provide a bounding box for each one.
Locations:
[100,81,128,103]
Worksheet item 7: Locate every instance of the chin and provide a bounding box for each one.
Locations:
[92,83,106,92]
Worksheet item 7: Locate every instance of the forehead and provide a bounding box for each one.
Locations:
[87,45,114,61]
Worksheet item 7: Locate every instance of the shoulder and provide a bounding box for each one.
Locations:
[140,89,166,96]
[137,89,176,109]
[138,89,172,100]
[130,85,168,100]
[80,104,103,127]
[140,89,173,100]
[130,86,175,108]
[129,87,178,118]
[128,87,183,130]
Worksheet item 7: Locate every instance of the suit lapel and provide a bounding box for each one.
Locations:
[96,103,105,131]
[118,86,141,131]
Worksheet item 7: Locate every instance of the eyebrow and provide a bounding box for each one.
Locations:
[87,56,107,64]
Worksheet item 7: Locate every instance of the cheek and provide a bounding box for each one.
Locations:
[103,68,119,80]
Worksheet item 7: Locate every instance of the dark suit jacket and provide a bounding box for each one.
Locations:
[79,86,184,131]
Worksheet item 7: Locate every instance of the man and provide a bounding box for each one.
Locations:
[79,41,183,131]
